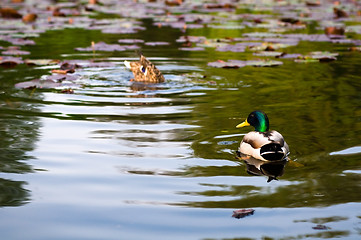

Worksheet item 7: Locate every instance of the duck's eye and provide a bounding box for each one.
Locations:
[140,66,146,73]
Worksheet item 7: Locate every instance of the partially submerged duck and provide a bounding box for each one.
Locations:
[236,110,289,162]
[124,54,165,83]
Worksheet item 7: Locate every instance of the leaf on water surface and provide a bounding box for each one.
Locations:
[306,1,321,7]
[60,88,75,94]
[249,42,292,51]
[312,224,331,230]
[2,46,30,56]
[207,60,246,69]
[176,36,207,43]
[179,47,205,51]
[253,51,285,57]
[22,13,37,23]
[295,51,338,63]
[204,3,236,9]
[324,26,345,36]
[58,59,116,68]
[165,0,183,7]
[24,59,60,66]
[216,44,247,52]
[0,7,22,19]
[15,73,80,89]
[15,79,62,89]
[51,69,75,74]
[144,41,170,46]
[0,56,23,67]
[75,41,139,52]
[232,209,255,219]
[333,7,348,18]
[5,38,36,46]
[245,59,283,67]
[118,39,144,44]
[277,53,303,59]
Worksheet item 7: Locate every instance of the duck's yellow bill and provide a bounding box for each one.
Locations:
[236,120,250,128]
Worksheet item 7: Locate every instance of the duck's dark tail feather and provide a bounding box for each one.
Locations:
[260,143,285,161]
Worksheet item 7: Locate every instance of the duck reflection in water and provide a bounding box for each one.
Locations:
[236,151,287,182]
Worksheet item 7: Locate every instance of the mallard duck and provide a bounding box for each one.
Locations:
[124,53,165,83]
[236,110,289,161]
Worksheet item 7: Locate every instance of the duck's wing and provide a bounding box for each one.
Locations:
[240,131,289,161]
[260,130,289,161]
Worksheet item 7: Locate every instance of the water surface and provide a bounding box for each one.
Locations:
[0,1,361,239]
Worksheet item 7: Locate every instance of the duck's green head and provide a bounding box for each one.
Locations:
[236,110,269,132]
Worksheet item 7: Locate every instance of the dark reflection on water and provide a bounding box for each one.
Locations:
[0,67,42,206]
[236,151,287,183]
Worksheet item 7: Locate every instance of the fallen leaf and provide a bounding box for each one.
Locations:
[22,13,37,23]
[118,39,144,44]
[60,88,75,94]
[144,41,170,46]
[2,47,30,55]
[179,47,205,51]
[0,7,22,19]
[207,60,246,68]
[15,79,61,89]
[232,209,255,219]
[51,69,75,74]
[312,224,331,230]
[0,56,23,67]
[24,59,60,66]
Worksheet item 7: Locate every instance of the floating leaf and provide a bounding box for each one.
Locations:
[2,47,30,55]
[118,39,144,44]
[207,60,246,68]
[179,47,205,51]
[245,59,283,67]
[5,38,36,46]
[216,44,247,52]
[22,13,37,23]
[15,79,61,89]
[176,36,207,43]
[295,51,338,62]
[75,41,139,52]
[253,51,285,57]
[0,7,22,19]
[0,56,23,67]
[144,41,170,46]
[24,59,60,66]
[232,209,255,219]
[312,224,331,230]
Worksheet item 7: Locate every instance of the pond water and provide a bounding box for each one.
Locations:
[0,1,361,239]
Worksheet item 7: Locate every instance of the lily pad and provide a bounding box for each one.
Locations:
[179,47,205,51]
[118,39,144,44]
[25,59,60,66]
[208,60,246,69]
[144,41,170,46]
[75,41,139,52]
[0,56,23,67]
[245,59,283,67]
[15,79,62,89]
[253,51,285,57]
[2,47,30,55]
[176,36,207,43]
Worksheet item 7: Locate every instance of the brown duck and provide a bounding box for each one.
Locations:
[124,54,165,83]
